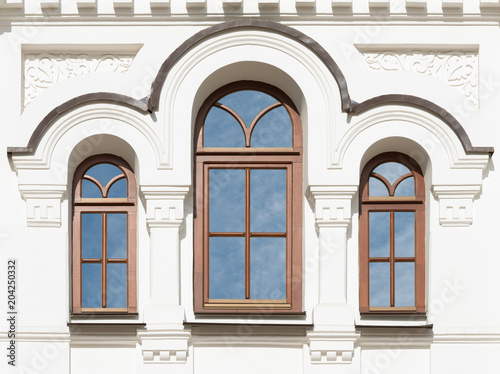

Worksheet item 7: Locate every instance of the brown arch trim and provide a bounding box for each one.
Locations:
[7,93,149,154]
[148,19,351,113]
[7,21,493,157]
[350,94,494,155]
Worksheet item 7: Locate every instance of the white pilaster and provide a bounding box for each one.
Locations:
[141,185,189,326]
[139,186,191,368]
[306,185,359,364]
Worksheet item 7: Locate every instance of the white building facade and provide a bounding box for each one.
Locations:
[1,0,499,373]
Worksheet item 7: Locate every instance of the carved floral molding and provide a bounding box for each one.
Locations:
[24,53,134,108]
[361,50,478,106]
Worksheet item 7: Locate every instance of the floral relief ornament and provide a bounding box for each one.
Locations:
[363,51,478,106]
[24,53,134,108]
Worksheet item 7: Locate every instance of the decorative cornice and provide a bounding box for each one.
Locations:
[24,53,134,109]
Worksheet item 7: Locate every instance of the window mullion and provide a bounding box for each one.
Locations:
[245,168,251,300]
[390,210,395,307]
[102,213,107,308]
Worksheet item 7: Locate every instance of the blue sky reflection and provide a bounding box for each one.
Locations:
[250,169,286,233]
[209,169,245,232]
[209,237,245,299]
[250,238,286,299]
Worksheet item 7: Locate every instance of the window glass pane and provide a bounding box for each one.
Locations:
[107,213,127,259]
[82,263,102,308]
[372,162,411,185]
[82,213,102,259]
[395,262,415,307]
[395,212,415,257]
[107,178,127,198]
[86,163,123,187]
[369,177,389,196]
[369,262,390,307]
[394,176,415,196]
[204,107,245,147]
[369,212,390,257]
[82,179,102,198]
[219,90,277,128]
[107,263,127,308]
[250,169,286,233]
[251,106,292,148]
[250,238,286,300]
[209,237,245,299]
[209,169,245,232]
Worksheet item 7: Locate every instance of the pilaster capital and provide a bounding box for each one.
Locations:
[431,184,481,227]
[140,186,190,230]
[307,186,357,229]
[18,184,67,227]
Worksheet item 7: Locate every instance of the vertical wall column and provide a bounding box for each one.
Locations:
[141,186,190,325]
[306,186,359,366]
[139,186,192,367]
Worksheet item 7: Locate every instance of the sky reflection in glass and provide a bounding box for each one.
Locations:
[395,262,415,306]
[204,107,245,147]
[219,90,277,127]
[369,262,390,307]
[373,162,411,184]
[251,169,286,233]
[86,163,123,186]
[107,263,127,308]
[250,238,286,299]
[394,177,415,196]
[369,212,390,257]
[107,213,127,259]
[251,106,292,148]
[209,237,245,299]
[82,263,101,308]
[82,179,102,198]
[369,177,389,196]
[209,169,245,232]
[107,178,127,198]
[82,213,102,259]
[395,212,415,257]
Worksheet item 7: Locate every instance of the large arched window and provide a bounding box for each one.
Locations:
[359,152,425,313]
[193,81,303,314]
[72,154,137,314]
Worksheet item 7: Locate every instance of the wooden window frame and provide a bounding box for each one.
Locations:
[72,154,137,315]
[359,152,425,314]
[193,81,303,314]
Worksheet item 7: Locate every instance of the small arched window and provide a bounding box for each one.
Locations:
[359,152,425,313]
[193,81,303,314]
[72,154,137,314]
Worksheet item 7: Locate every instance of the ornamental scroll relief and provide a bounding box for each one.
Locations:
[24,53,135,108]
[361,50,478,106]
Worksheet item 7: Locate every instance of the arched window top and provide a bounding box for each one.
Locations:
[73,155,136,203]
[195,81,302,151]
[361,153,424,200]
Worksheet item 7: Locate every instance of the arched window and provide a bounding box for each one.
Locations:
[72,154,137,314]
[359,152,425,313]
[193,81,303,314]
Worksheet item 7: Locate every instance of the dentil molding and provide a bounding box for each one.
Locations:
[24,53,135,108]
[140,186,190,229]
[360,49,478,106]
